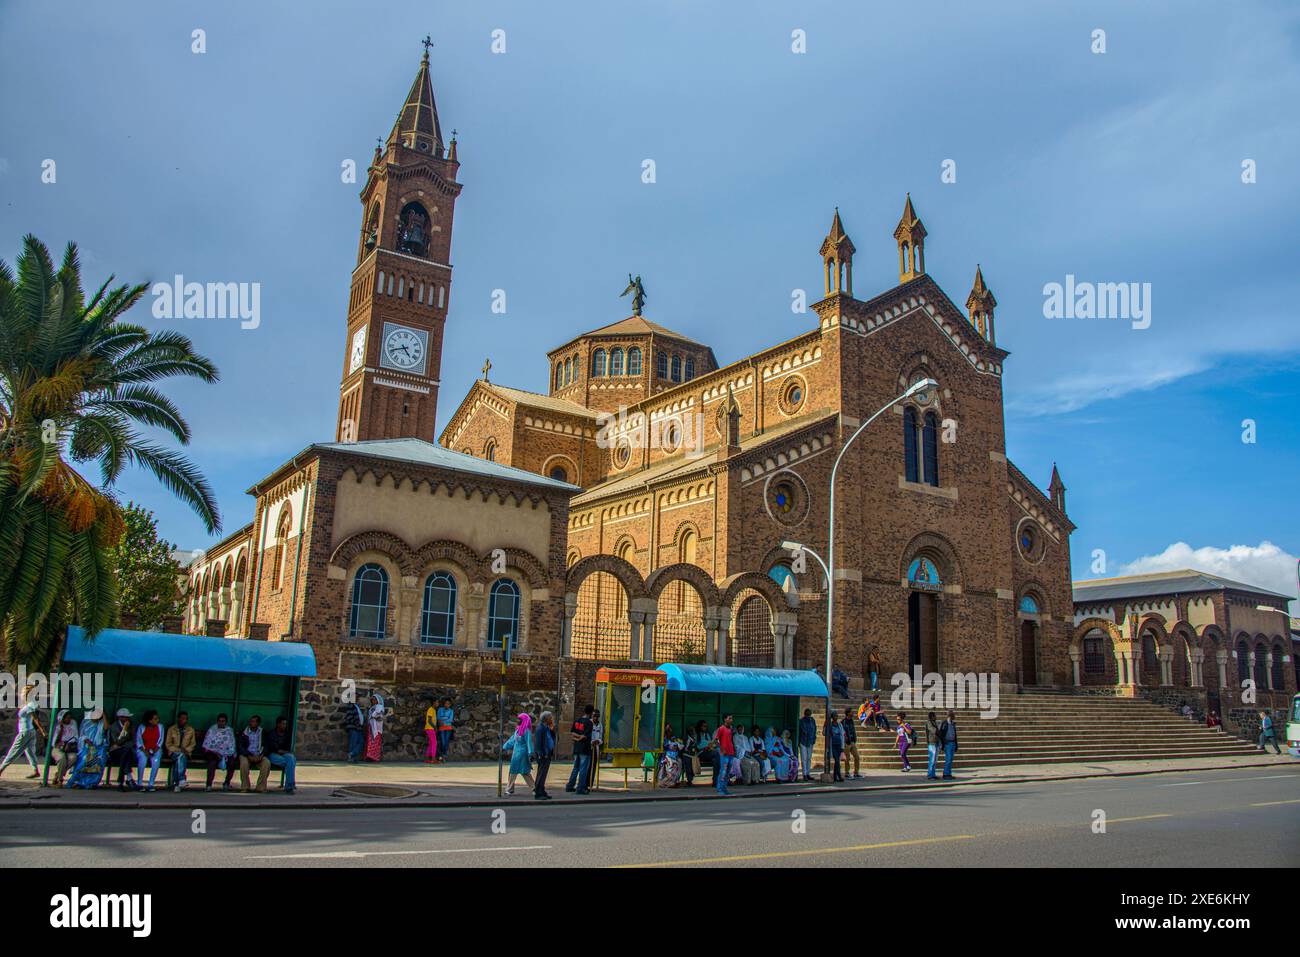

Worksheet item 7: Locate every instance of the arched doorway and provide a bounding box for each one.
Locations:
[732,589,775,668]
[906,557,941,674]
[572,571,631,660]
[1017,593,1043,686]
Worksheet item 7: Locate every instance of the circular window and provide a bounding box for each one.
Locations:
[612,438,631,469]
[661,419,682,452]
[765,472,809,525]
[779,376,807,415]
[549,466,568,483]
[1017,521,1044,564]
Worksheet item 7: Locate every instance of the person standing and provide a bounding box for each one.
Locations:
[712,714,736,796]
[1258,710,1281,754]
[797,708,817,781]
[364,693,387,762]
[565,704,594,795]
[924,711,941,780]
[895,712,914,772]
[342,697,365,762]
[135,709,166,792]
[50,709,81,787]
[265,715,297,794]
[940,710,958,779]
[436,698,456,762]
[423,699,439,764]
[841,708,860,779]
[824,713,844,782]
[201,713,238,791]
[165,711,196,791]
[238,714,272,792]
[534,711,556,800]
[0,684,44,781]
[504,712,536,795]
[587,709,604,791]
[868,647,882,692]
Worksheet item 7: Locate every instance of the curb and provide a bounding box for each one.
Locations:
[1,758,1293,811]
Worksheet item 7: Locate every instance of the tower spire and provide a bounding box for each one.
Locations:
[819,207,856,297]
[965,264,997,345]
[387,38,444,155]
[1048,463,1067,513]
[893,192,927,284]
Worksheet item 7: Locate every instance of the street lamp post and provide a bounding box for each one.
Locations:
[783,377,937,783]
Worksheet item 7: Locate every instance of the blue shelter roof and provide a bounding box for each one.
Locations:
[62,626,317,678]
[656,663,827,697]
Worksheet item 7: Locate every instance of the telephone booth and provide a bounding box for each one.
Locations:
[593,667,667,787]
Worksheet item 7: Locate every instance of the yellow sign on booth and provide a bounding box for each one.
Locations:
[593,667,667,787]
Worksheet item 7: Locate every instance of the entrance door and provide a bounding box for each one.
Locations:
[1020,621,1037,685]
[908,591,939,674]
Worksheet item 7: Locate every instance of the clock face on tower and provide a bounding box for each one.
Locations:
[379,322,428,375]
[348,327,367,374]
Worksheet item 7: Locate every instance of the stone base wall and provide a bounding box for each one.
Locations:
[1139,687,1208,722]
[295,677,560,761]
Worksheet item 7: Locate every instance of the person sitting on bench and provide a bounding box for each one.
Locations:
[264,715,297,795]
[165,711,196,791]
[238,715,272,793]
[202,714,238,791]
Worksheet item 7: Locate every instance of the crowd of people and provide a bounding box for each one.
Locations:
[0,683,300,793]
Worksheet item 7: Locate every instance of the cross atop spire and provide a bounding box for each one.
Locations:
[387,38,445,154]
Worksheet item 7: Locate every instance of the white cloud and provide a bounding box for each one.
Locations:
[1007,355,1210,417]
[1117,541,1298,613]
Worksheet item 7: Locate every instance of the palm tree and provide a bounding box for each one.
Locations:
[0,235,221,668]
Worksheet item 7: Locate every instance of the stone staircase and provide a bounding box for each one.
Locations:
[812,689,1261,771]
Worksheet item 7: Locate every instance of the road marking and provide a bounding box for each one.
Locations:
[611,834,977,868]
[246,844,551,860]
[1106,814,1173,823]
[1248,798,1300,807]
[1157,781,1204,787]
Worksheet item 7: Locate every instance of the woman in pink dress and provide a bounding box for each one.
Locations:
[365,693,387,762]
[895,712,913,772]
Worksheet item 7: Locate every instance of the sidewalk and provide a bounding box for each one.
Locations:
[0,752,1293,810]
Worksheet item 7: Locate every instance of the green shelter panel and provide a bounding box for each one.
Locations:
[119,666,179,698]
[239,674,293,704]
[181,670,238,699]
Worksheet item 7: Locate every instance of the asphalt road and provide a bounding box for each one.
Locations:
[2,767,1296,868]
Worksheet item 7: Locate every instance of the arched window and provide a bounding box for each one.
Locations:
[349,563,389,640]
[907,557,940,589]
[549,465,568,482]
[420,571,457,645]
[1083,635,1105,674]
[1272,643,1284,689]
[1018,594,1039,615]
[768,563,794,590]
[483,439,496,462]
[563,357,573,384]
[272,506,292,590]
[922,411,939,487]
[1254,642,1268,688]
[684,357,695,380]
[592,349,607,377]
[610,348,624,376]
[1236,639,1249,683]
[397,202,431,257]
[903,407,919,483]
[656,352,668,378]
[627,347,642,376]
[1142,633,1158,674]
[554,364,563,390]
[671,355,682,382]
[487,579,521,650]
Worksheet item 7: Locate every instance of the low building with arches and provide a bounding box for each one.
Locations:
[1071,569,1295,732]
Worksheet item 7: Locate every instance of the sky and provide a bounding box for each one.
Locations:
[2,0,1298,610]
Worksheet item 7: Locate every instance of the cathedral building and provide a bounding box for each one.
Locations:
[178,40,1196,760]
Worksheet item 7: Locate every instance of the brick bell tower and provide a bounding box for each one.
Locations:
[336,38,462,443]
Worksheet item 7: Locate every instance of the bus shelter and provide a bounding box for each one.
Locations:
[656,663,828,741]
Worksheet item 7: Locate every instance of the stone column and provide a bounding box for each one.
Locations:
[643,611,658,662]
[1265,652,1275,690]
[628,610,645,661]
[1247,650,1256,688]
[1068,648,1081,687]
[1189,649,1203,688]
[716,618,731,667]
[229,581,246,637]
[1216,650,1228,690]
[399,577,420,645]
[561,593,577,657]
[1159,649,1173,686]
[703,619,718,665]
